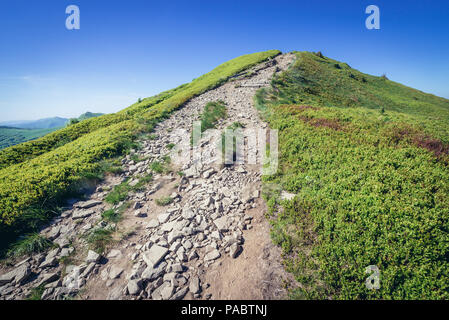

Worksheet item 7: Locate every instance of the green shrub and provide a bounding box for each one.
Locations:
[150,161,164,174]
[7,233,53,258]
[86,228,114,254]
[200,100,227,132]
[155,197,173,206]
[26,285,46,300]
[101,209,122,224]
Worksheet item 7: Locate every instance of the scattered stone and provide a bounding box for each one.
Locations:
[147,219,160,228]
[75,200,102,209]
[170,287,188,300]
[72,209,95,220]
[214,216,230,232]
[39,256,58,269]
[37,272,60,287]
[109,266,124,279]
[230,243,242,258]
[127,279,142,295]
[160,284,175,300]
[189,276,201,294]
[86,250,101,264]
[0,263,30,286]
[133,202,142,210]
[204,250,221,261]
[142,245,169,268]
[107,249,122,259]
[134,210,146,218]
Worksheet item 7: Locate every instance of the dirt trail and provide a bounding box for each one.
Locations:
[0,53,296,301]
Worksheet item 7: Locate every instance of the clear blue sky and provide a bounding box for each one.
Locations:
[0,0,448,121]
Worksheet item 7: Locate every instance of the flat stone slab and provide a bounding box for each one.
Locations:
[213,216,230,232]
[75,200,102,209]
[204,249,221,262]
[143,245,169,268]
[72,209,95,220]
[86,250,101,263]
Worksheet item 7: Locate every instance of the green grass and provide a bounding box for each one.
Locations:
[0,126,62,150]
[192,100,227,146]
[105,174,152,205]
[258,51,449,300]
[101,209,122,224]
[102,202,131,224]
[85,228,114,254]
[26,285,46,300]
[200,100,227,132]
[150,161,165,174]
[167,143,175,150]
[104,180,131,205]
[7,233,53,259]
[155,196,173,206]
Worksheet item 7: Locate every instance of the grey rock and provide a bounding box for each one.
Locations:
[151,281,170,300]
[134,210,146,218]
[230,243,242,258]
[0,263,31,286]
[72,209,95,220]
[158,212,171,224]
[133,202,142,210]
[181,208,196,220]
[171,263,184,273]
[54,236,70,248]
[213,216,230,232]
[189,276,201,294]
[39,256,58,269]
[127,279,142,295]
[147,219,160,228]
[58,247,74,259]
[169,287,189,300]
[142,245,169,268]
[161,284,175,300]
[37,272,60,287]
[75,200,102,209]
[204,249,221,261]
[107,249,122,259]
[47,226,61,240]
[86,250,101,264]
[80,262,96,278]
[109,266,124,279]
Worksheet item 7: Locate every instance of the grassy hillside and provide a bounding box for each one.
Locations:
[257,51,449,299]
[0,126,62,150]
[0,50,280,254]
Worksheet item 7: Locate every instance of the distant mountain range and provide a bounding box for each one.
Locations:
[0,112,104,130]
[0,112,104,150]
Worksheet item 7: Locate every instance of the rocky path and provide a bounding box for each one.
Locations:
[0,53,296,300]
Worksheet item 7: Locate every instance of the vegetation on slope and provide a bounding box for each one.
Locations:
[0,50,280,256]
[257,51,449,299]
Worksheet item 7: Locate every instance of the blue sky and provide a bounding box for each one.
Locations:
[0,0,448,121]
